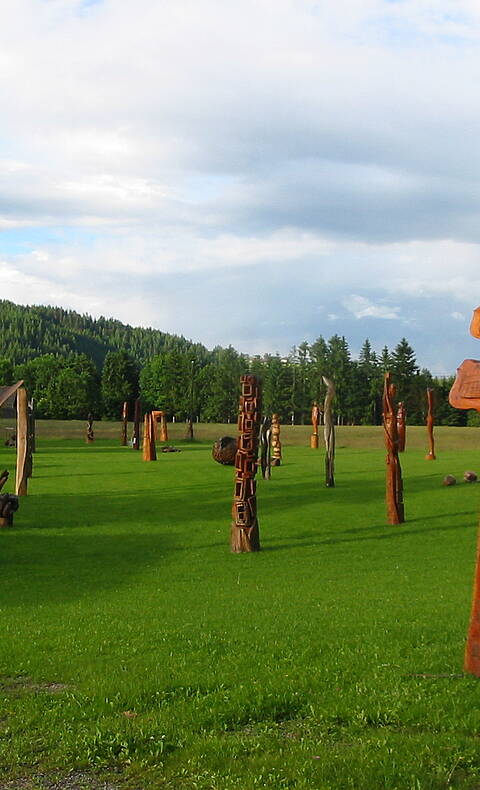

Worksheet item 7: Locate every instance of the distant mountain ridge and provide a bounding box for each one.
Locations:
[0,300,208,367]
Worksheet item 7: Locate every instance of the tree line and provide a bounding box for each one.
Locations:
[0,336,469,426]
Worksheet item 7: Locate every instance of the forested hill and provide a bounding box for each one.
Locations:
[0,300,208,367]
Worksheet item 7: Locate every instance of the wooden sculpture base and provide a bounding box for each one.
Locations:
[0,515,13,528]
[310,435,319,449]
[271,458,281,467]
[465,524,480,676]
[230,522,260,553]
[425,452,436,460]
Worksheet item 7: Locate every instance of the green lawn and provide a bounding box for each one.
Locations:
[1,424,480,789]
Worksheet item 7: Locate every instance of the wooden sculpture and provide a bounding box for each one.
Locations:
[311,402,320,448]
[382,373,404,525]
[260,416,272,480]
[231,375,262,553]
[212,436,237,465]
[86,413,94,444]
[396,402,406,452]
[185,417,194,440]
[132,398,141,450]
[271,413,282,466]
[425,388,436,460]
[152,410,169,442]
[15,387,29,496]
[142,413,157,461]
[449,306,480,676]
[121,401,128,446]
[0,493,19,527]
[322,376,335,488]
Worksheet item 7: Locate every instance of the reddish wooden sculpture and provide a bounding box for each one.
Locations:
[152,410,168,442]
[271,413,282,466]
[449,307,480,676]
[396,402,406,452]
[212,436,237,465]
[322,376,335,488]
[382,373,404,525]
[143,413,157,461]
[310,402,320,448]
[121,401,128,446]
[231,375,262,553]
[425,388,436,460]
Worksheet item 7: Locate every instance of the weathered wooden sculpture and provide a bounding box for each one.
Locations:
[322,376,335,488]
[212,436,237,466]
[132,398,141,450]
[382,373,404,525]
[142,412,157,461]
[0,493,19,527]
[121,401,128,446]
[28,398,36,456]
[271,413,282,466]
[449,307,480,675]
[0,470,9,491]
[260,416,272,480]
[86,413,94,444]
[310,401,320,448]
[15,387,29,497]
[231,375,262,553]
[425,388,436,460]
[396,402,406,452]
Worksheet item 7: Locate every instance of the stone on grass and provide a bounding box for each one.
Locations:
[464,471,478,483]
[442,475,457,486]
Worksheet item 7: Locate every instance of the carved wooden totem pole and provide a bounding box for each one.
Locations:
[449,306,480,675]
[310,402,320,448]
[271,413,282,466]
[396,402,406,452]
[185,417,194,440]
[143,413,157,461]
[86,413,94,444]
[132,398,141,450]
[425,388,436,460]
[231,375,262,553]
[322,376,335,488]
[382,373,404,525]
[121,401,128,446]
[15,386,29,496]
[260,416,272,480]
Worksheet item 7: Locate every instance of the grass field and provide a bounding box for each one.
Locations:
[1,422,480,789]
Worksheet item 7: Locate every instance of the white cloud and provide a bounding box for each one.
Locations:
[344,295,401,320]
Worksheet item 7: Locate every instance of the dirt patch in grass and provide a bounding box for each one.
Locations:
[0,677,70,697]
[0,771,126,790]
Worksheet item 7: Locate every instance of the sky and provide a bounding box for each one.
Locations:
[2,0,480,374]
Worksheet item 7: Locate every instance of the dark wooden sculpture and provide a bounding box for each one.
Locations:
[143,413,157,461]
[382,373,404,525]
[322,376,335,488]
[449,307,480,676]
[132,398,141,450]
[271,413,282,466]
[121,401,128,446]
[0,493,19,527]
[425,388,436,460]
[15,387,29,497]
[260,416,272,480]
[396,402,406,452]
[185,417,194,440]
[231,374,262,553]
[212,436,237,466]
[0,470,9,491]
[86,413,94,444]
[310,401,320,448]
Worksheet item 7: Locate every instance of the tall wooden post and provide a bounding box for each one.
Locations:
[160,412,168,442]
[397,402,406,452]
[310,401,320,448]
[425,388,436,460]
[15,387,28,496]
[271,413,282,466]
[143,413,157,461]
[382,373,404,525]
[121,401,128,446]
[231,375,262,553]
[185,417,194,440]
[86,413,94,443]
[132,398,141,450]
[260,416,272,480]
[322,376,335,488]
